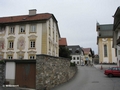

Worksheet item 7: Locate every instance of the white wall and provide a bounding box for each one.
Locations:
[5,62,15,80]
[71,55,81,65]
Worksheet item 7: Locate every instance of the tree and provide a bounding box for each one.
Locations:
[59,46,71,59]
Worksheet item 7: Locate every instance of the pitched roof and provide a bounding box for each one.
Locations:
[67,45,84,55]
[97,24,113,37]
[82,48,91,54]
[113,6,120,17]
[0,13,54,24]
[99,24,113,31]
[59,38,67,46]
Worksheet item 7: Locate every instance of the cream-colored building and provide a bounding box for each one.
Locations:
[0,9,60,60]
[82,48,93,65]
[96,23,117,63]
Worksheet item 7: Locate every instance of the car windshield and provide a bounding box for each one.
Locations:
[107,67,112,70]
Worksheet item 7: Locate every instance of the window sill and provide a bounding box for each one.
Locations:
[19,32,26,34]
[29,32,36,34]
[7,48,14,50]
[29,48,36,50]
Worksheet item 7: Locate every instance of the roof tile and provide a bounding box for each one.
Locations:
[0,13,52,24]
[59,38,67,46]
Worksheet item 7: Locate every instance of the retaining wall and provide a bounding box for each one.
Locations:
[36,54,77,90]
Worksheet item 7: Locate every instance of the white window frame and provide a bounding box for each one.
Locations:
[30,25,36,33]
[9,26,15,34]
[9,41,14,48]
[30,40,35,48]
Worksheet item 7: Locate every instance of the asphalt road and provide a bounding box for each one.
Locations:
[52,65,120,90]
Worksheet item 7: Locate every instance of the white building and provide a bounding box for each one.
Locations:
[67,45,84,65]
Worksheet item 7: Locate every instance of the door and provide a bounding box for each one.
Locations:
[15,63,36,88]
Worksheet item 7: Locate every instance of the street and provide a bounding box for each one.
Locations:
[52,65,120,90]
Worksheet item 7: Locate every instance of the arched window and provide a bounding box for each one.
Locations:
[104,44,107,57]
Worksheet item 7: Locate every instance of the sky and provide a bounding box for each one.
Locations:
[0,0,120,54]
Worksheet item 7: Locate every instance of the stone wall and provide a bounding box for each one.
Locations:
[0,61,5,86]
[36,54,77,90]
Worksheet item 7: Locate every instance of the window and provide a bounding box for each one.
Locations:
[118,50,120,55]
[29,55,35,59]
[104,44,107,57]
[0,55,3,60]
[49,41,51,50]
[8,55,13,59]
[76,48,79,50]
[75,50,79,53]
[9,26,14,34]
[30,25,36,33]
[85,57,89,60]
[115,49,117,56]
[73,57,75,60]
[9,41,14,48]
[30,40,35,48]
[117,68,120,71]
[112,67,117,70]
[0,26,5,34]
[0,41,4,49]
[49,27,51,36]
[56,34,57,42]
[20,26,25,33]
[69,48,72,50]
[77,57,79,60]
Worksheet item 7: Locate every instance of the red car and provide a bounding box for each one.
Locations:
[104,67,120,77]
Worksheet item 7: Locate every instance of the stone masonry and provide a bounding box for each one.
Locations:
[36,54,77,90]
[0,61,5,86]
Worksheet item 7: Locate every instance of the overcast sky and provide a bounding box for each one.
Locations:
[0,0,120,54]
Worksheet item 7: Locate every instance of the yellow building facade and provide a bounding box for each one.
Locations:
[0,9,60,60]
[97,23,117,63]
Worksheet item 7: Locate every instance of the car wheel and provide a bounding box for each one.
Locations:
[108,74,113,77]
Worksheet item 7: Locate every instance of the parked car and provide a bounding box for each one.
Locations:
[104,67,120,77]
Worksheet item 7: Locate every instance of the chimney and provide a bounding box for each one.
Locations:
[29,9,37,16]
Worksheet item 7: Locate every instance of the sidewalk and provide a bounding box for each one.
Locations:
[94,64,117,71]
[0,86,35,90]
[0,87,35,90]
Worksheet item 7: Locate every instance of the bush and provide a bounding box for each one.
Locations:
[0,60,5,64]
[70,62,76,66]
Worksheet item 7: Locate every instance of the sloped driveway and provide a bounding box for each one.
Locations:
[52,65,120,90]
